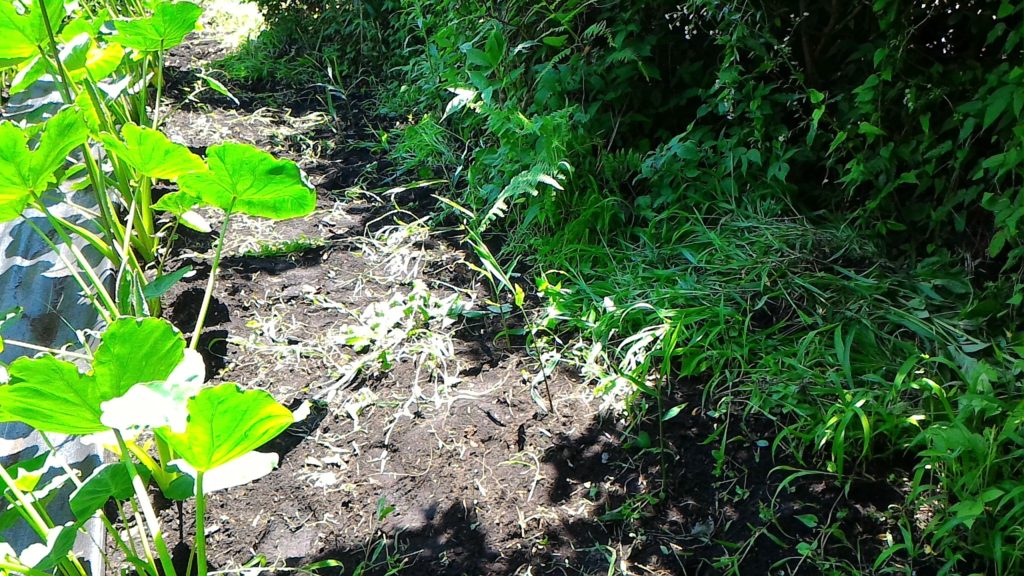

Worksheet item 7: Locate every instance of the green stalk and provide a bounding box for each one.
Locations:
[78,73,128,237]
[38,433,152,576]
[33,203,119,316]
[113,430,177,576]
[36,1,75,103]
[44,212,118,263]
[0,559,66,576]
[151,49,165,128]
[35,7,133,273]
[24,218,115,323]
[0,338,92,360]
[190,204,235,350]
[138,54,149,125]
[0,464,50,539]
[194,472,208,576]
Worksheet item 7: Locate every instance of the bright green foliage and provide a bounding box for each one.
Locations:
[114,1,203,52]
[177,142,316,219]
[155,383,293,472]
[0,317,185,434]
[63,37,125,82]
[91,317,186,401]
[151,190,200,218]
[101,123,205,180]
[0,356,103,434]
[0,0,68,61]
[0,106,88,221]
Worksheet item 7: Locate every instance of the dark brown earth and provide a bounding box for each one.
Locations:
[113,27,932,576]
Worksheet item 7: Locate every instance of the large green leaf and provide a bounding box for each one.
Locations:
[92,317,186,401]
[0,106,88,221]
[61,32,125,82]
[156,383,293,472]
[0,122,33,221]
[0,0,68,62]
[0,355,104,434]
[101,123,205,180]
[100,348,204,432]
[29,106,89,190]
[178,142,316,219]
[114,1,202,52]
[0,317,186,434]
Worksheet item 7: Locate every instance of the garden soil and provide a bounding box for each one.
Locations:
[120,27,928,576]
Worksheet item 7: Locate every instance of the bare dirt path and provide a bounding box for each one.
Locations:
[134,25,913,576]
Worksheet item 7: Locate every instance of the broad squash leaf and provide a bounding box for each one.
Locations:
[0,317,186,434]
[156,383,293,472]
[178,142,315,219]
[0,355,104,434]
[92,316,186,400]
[152,190,212,232]
[114,1,202,52]
[152,190,198,215]
[0,123,34,220]
[62,33,125,82]
[0,106,88,221]
[101,123,205,180]
[100,348,204,432]
[0,0,69,62]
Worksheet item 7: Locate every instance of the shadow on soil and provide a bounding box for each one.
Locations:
[303,397,919,576]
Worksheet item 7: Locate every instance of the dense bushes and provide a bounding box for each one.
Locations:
[234,0,1024,572]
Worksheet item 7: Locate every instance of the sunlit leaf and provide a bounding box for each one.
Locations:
[178,142,315,219]
[0,106,88,221]
[171,450,280,493]
[114,1,202,52]
[156,383,293,472]
[92,317,186,399]
[101,349,204,432]
[0,355,104,434]
[0,317,185,434]
[101,123,205,180]
[0,0,69,62]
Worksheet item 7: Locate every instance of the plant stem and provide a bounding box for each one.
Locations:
[523,308,555,414]
[0,559,65,576]
[190,205,235,350]
[24,218,115,323]
[35,204,120,315]
[36,0,74,103]
[38,433,153,576]
[0,338,92,360]
[0,463,51,539]
[195,472,208,576]
[114,430,177,576]
[152,49,165,128]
